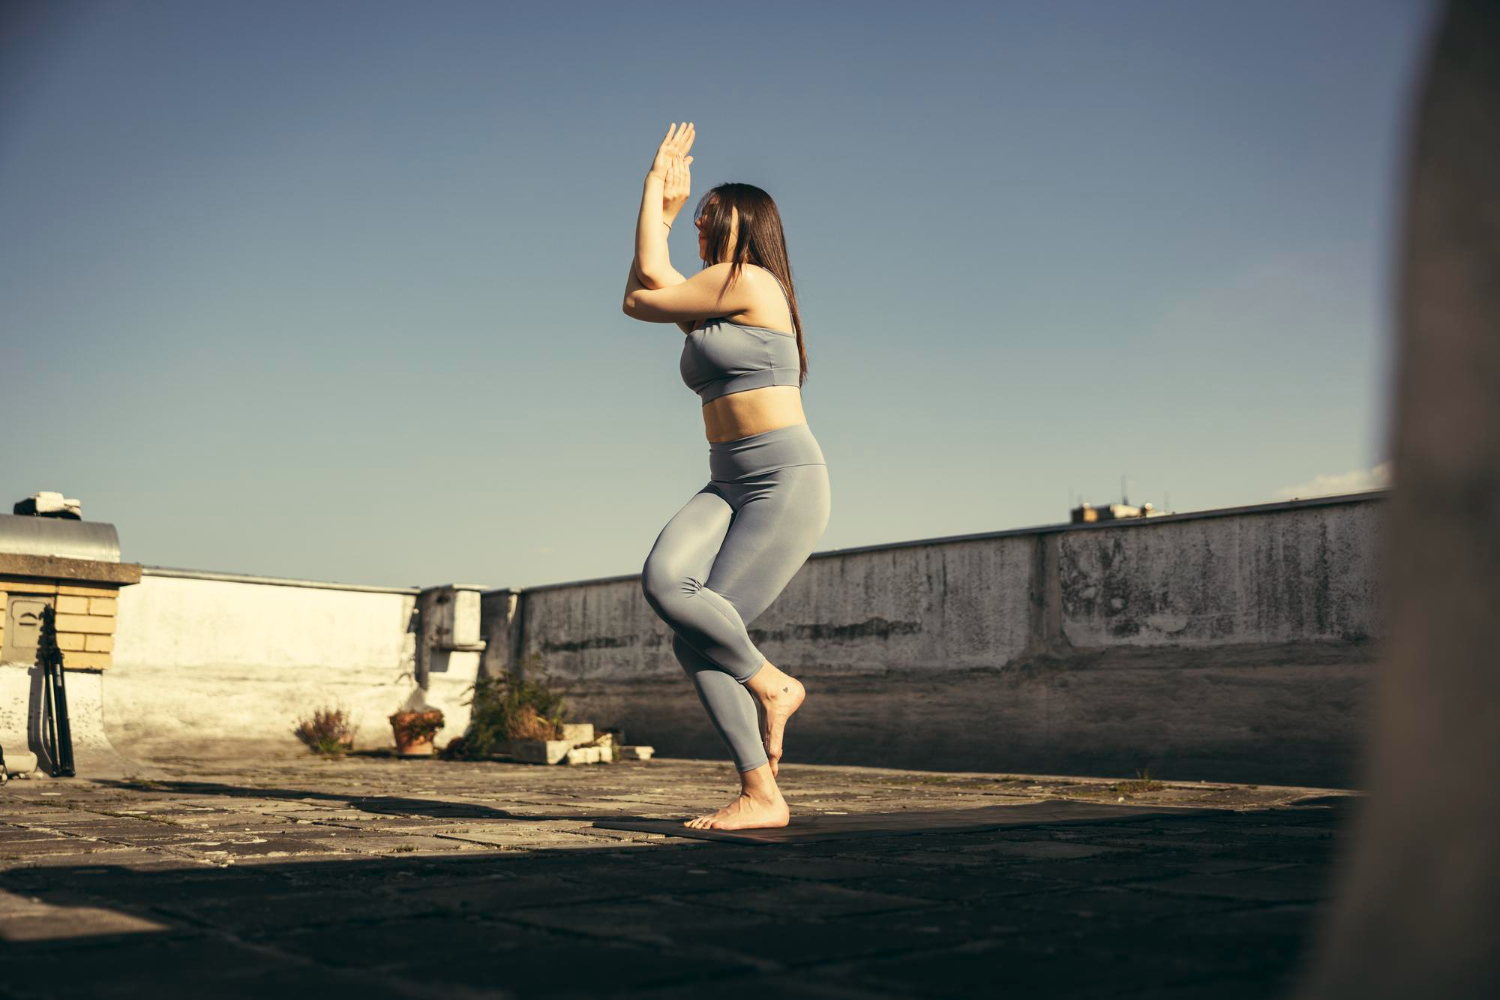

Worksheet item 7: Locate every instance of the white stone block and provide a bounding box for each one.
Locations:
[511,739,573,765]
[561,723,594,745]
[566,745,601,765]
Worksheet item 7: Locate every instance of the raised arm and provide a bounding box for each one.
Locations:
[634,122,695,286]
[626,122,698,331]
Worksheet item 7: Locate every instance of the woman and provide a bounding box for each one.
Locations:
[622,123,831,831]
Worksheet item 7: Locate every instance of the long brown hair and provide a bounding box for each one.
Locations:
[695,183,808,386]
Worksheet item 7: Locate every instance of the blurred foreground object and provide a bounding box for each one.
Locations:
[1295,1,1500,997]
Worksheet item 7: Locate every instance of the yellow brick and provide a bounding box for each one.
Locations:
[57,633,87,651]
[53,614,113,635]
[62,651,110,670]
[85,634,115,653]
[88,598,118,617]
[0,580,58,596]
[56,595,90,614]
[56,583,119,598]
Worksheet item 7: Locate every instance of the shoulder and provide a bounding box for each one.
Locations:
[700,261,776,286]
[741,262,780,286]
[719,262,785,302]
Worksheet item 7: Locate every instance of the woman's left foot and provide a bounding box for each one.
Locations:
[683,791,789,830]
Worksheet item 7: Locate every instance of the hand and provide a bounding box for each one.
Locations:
[662,148,693,219]
[648,121,695,181]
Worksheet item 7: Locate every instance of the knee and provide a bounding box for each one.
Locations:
[640,556,693,612]
[671,633,705,672]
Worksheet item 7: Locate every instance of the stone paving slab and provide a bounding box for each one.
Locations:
[0,746,1356,999]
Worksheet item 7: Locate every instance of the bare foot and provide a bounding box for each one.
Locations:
[753,698,777,779]
[682,791,789,830]
[748,663,805,774]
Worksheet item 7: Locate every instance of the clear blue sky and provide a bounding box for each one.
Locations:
[1,0,1435,589]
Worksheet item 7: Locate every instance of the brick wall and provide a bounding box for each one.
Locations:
[0,577,123,670]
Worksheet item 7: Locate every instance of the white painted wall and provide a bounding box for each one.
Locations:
[107,573,472,753]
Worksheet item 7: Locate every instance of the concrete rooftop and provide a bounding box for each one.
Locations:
[0,750,1356,999]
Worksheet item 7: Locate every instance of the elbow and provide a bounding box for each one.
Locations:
[622,292,640,317]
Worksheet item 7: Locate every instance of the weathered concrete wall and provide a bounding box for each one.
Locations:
[27,492,1383,784]
[1056,502,1381,647]
[486,492,1386,788]
[107,570,446,753]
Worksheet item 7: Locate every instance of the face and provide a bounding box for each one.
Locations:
[695,200,737,264]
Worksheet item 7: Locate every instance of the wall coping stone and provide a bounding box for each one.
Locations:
[141,566,420,595]
[0,555,143,585]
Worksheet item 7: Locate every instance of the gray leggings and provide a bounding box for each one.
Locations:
[641,422,831,772]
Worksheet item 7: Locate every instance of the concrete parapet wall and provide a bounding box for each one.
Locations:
[489,492,1387,788]
[1055,501,1382,647]
[24,492,1384,784]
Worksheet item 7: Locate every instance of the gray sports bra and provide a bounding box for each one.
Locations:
[680,266,800,405]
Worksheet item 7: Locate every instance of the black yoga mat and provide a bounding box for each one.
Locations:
[593,800,1227,845]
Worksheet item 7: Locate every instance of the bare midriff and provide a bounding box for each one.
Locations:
[703,385,807,444]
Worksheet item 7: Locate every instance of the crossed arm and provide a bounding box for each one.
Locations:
[626,261,755,325]
[622,122,754,333]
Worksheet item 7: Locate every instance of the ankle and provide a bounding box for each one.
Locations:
[747,662,787,696]
[739,774,782,803]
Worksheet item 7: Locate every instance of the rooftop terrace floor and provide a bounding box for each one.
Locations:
[0,748,1356,999]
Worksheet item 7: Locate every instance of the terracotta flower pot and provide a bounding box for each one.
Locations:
[389,710,444,757]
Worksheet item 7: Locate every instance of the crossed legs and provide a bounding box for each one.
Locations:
[641,466,831,826]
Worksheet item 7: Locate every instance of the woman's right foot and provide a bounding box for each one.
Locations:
[747,661,806,775]
[683,790,789,830]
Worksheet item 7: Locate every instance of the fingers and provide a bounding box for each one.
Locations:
[653,122,695,178]
[662,121,695,155]
[656,123,676,157]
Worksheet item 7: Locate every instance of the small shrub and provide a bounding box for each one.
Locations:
[445,652,567,759]
[293,706,357,755]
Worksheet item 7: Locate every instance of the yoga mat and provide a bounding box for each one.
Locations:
[593,800,1228,845]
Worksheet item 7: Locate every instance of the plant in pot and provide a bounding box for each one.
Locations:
[389,707,445,757]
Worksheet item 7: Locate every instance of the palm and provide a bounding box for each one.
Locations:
[652,122,695,214]
[651,121,695,176]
